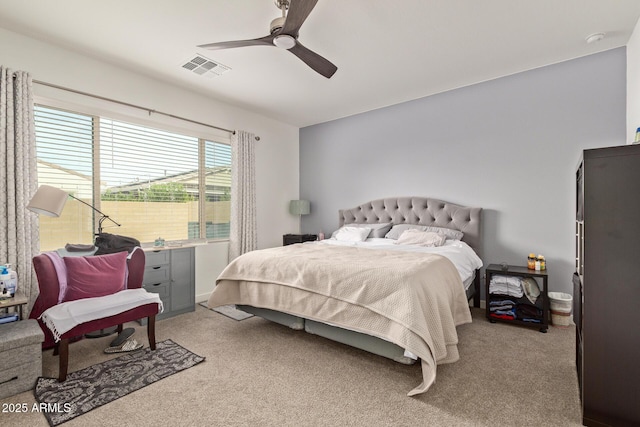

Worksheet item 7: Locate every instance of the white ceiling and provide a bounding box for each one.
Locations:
[1,0,639,128]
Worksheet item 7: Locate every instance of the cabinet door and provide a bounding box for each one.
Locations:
[572,273,583,394]
[583,149,640,424]
[170,248,195,312]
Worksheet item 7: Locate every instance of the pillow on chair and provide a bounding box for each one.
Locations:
[62,251,128,302]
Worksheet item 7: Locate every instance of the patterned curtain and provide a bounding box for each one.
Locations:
[228,130,257,261]
[0,67,39,316]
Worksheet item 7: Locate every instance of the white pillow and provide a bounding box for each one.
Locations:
[333,226,372,242]
[395,229,446,247]
[423,226,464,241]
[385,224,427,240]
[331,223,392,239]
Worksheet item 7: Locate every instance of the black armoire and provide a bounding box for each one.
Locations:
[575,144,640,426]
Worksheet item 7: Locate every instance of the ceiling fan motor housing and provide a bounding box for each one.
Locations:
[270,16,286,34]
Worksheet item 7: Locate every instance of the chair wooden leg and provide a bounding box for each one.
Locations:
[147,315,156,351]
[58,338,69,382]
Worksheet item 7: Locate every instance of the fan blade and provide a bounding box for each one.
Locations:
[198,34,275,50]
[289,41,337,78]
[280,0,319,36]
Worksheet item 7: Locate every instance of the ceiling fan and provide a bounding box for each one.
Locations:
[198,0,337,78]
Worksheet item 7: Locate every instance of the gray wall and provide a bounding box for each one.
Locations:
[300,48,626,296]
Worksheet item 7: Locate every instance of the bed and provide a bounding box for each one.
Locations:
[208,197,482,396]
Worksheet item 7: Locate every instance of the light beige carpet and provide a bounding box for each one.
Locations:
[2,306,581,426]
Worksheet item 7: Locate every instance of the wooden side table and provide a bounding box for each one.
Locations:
[0,291,29,320]
[485,264,549,333]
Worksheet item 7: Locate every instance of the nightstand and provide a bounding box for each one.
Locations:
[283,234,317,246]
[485,264,549,333]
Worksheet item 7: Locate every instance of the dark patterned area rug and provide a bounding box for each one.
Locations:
[34,339,205,426]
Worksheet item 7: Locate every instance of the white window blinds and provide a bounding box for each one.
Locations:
[34,106,95,247]
[99,118,200,243]
[34,104,232,250]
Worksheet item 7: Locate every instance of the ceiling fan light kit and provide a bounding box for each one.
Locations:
[197,0,337,78]
[273,34,296,49]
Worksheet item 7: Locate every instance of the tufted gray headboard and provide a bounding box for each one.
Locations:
[338,197,482,257]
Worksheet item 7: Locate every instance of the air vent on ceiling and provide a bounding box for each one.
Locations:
[181,54,230,77]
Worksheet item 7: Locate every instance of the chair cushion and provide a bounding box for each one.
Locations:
[62,252,128,302]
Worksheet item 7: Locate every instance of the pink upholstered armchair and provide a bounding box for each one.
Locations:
[30,249,160,381]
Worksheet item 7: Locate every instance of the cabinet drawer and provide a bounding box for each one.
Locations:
[143,281,170,299]
[145,250,170,267]
[143,265,170,285]
[0,359,41,400]
[1,343,42,368]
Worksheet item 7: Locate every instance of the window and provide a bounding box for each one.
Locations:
[34,106,94,248]
[34,105,231,251]
[202,140,232,239]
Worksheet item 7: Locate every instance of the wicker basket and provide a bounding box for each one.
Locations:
[549,292,572,327]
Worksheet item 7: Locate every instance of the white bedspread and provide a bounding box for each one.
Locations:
[319,238,483,287]
[209,242,474,396]
[39,288,163,342]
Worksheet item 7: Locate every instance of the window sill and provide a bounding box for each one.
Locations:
[141,238,229,250]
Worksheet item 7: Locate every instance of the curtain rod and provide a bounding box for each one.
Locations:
[32,79,260,141]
